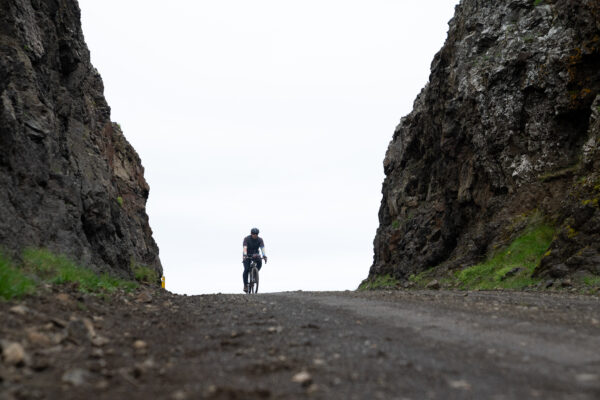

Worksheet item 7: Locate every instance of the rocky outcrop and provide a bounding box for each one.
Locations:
[368,0,600,282]
[0,0,161,277]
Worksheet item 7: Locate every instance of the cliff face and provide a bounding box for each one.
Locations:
[369,0,600,282]
[0,0,161,276]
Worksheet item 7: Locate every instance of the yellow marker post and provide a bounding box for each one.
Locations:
[161,276,165,289]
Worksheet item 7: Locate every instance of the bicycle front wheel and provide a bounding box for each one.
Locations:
[247,275,254,294]
[252,267,259,294]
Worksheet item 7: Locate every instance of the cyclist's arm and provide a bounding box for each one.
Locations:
[242,236,249,257]
[260,246,266,257]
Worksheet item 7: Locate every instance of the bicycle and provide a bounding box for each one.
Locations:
[245,255,261,294]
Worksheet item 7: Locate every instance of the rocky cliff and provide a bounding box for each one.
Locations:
[0,0,161,277]
[367,0,600,285]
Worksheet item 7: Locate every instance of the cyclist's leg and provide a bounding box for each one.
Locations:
[243,259,251,286]
[256,258,262,271]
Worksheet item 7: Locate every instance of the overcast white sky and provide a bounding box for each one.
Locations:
[78,0,459,294]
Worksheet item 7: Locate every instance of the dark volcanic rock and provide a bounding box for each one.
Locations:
[368,0,600,283]
[0,0,161,276]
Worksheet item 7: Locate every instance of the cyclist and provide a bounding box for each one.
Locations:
[242,227,267,293]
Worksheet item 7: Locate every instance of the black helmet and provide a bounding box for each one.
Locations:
[251,227,259,235]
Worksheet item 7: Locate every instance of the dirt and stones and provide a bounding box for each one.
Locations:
[1,287,599,399]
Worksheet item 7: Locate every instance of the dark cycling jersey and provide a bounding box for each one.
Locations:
[243,235,264,255]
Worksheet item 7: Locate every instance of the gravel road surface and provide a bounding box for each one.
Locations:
[1,289,599,399]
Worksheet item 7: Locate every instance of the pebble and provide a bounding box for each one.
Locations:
[2,342,27,366]
[27,331,52,347]
[96,380,109,390]
[292,371,312,386]
[133,357,156,378]
[171,390,188,400]
[82,318,96,339]
[49,317,67,328]
[62,368,90,386]
[448,379,472,390]
[91,335,110,347]
[67,319,90,344]
[56,293,71,303]
[136,292,153,303]
[205,385,218,396]
[30,354,50,371]
[267,326,283,334]
[576,373,599,383]
[133,340,148,350]
[9,305,29,316]
[426,280,441,290]
[90,348,104,358]
[306,383,319,394]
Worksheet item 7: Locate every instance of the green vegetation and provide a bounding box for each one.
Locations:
[391,219,400,230]
[456,222,555,290]
[132,263,158,284]
[366,211,600,293]
[408,270,428,285]
[1,248,138,300]
[409,268,454,288]
[534,0,544,6]
[23,248,137,293]
[572,274,600,294]
[0,254,35,300]
[582,275,600,286]
[358,274,399,290]
[538,164,579,182]
[403,213,557,291]
[117,196,124,207]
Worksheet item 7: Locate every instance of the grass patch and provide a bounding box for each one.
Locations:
[358,274,399,290]
[117,196,124,207]
[456,223,555,290]
[538,164,579,182]
[22,248,137,293]
[582,275,600,286]
[132,263,159,285]
[408,270,429,285]
[572,274,600,294]
[0,254,35,300]
[533,0,543,6]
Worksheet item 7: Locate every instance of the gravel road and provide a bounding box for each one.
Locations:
[1,289,599,399]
